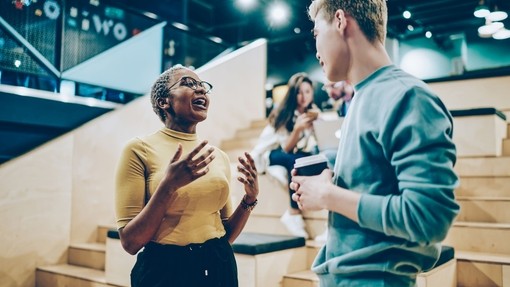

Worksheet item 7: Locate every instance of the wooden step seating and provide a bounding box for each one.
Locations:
[68,242,106,270]
[222,117,510,286]
[455,250,510,286]
[505,122,510,156]
[36,264,110,287]
[457,196,510,223]
[446,133,510,286]
[451,108,507,157]
[36,225,114,287]
[456,156,510,177]
[504,138,510,156]
[444,222,510,255]
[232,232,307,287]
[105,229,137,287]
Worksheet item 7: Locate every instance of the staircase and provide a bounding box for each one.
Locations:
[35,119,510,286]
[36,225,115,286]
[226,119,510,286]
[441,121,510,286]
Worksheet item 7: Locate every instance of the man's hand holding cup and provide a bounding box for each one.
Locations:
[290,154,333,211]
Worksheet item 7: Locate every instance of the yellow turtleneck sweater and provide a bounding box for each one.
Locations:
[115,127,233,246]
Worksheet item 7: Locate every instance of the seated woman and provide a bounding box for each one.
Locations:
[252,72,318,238]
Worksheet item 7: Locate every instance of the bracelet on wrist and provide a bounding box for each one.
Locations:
[240,195,258,211]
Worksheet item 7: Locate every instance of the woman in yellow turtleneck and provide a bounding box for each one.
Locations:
[115,64,259,287]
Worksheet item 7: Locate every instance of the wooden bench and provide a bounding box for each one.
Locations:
[451,107,507,157]
[417,245,456,287]
[233,232,307,287]
[104,230,136,287]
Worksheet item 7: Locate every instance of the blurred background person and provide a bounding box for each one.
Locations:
[323,80,354,117]
[251,72,319,239]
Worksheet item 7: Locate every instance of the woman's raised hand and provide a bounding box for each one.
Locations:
[237,152,259,203]
[162,140,215,191]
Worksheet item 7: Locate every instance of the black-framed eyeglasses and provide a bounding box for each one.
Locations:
[169,76,213,94]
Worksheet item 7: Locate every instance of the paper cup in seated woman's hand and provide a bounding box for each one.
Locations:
[306,110,319,120]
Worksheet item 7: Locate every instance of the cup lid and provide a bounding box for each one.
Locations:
[294,154,328,169]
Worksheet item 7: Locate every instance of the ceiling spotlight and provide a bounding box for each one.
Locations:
[425,31,432,38]
[172,22,189,31]
[209,36,223,44]
[294,27,301,34]
[268,2,289,26]
[236,0,256,11]
[478,21,504,37]
[407,25,414,31]
[403,10,411,19]
[474,0,490,18]
[493,28,510,40]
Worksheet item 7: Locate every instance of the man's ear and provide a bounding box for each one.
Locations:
[334,9,347,32]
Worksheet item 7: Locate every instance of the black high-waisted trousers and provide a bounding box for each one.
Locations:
[131,236,238,287]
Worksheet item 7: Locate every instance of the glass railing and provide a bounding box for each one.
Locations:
[0,0,232,104]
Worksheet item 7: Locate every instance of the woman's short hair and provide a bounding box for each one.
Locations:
[308,0,387,44]
[150,64,186,122]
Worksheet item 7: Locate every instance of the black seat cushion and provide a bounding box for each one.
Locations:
[450,107,506,121]
[434,245,455,268]
[107,229,120,239]
[107,230,305,255]
[232,232,306,255]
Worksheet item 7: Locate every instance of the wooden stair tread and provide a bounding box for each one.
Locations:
[456,156,510,162]
[457,196,510,201]
[454,221,510,229]
[98,223,117,229]
[37,264,107,283]
[306,240,325,248]
[70,242,106,252]
[456,156,510,177]
[284,269,319,281]
[456,250,510,264]
[250,119,268,128]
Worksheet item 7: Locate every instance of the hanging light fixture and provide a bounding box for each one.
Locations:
[478,19,504,37]
[486,5,508,21]
[493,28,510,40]
[474,0,491,18]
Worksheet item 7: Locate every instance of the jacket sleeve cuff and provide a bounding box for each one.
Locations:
[357,193,385,233]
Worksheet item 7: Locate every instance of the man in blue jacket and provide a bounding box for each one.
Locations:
[290,0,460,286]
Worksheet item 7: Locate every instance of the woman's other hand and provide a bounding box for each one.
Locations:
[237,152,259,203]
[161,140,215,192]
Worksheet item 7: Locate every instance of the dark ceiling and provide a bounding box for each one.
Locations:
[386,0,510,40]
[114,0,510,83]
[118,0,510,45]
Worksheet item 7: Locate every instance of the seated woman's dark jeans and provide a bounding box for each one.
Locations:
[269,148,312,209]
